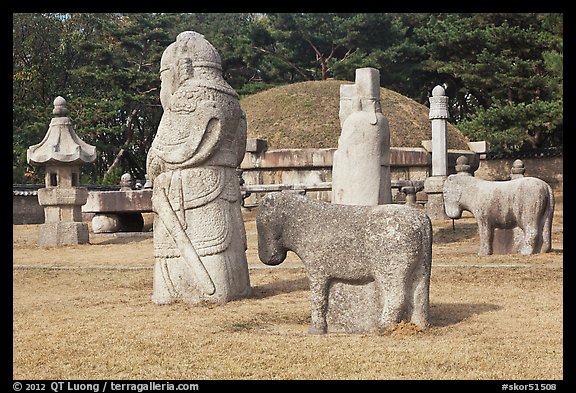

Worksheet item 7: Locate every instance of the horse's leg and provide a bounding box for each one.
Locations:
[409,262,430,329]
[378,270,408,332]
[540,191,554,253]
[308,273,329,334]
[520,223,539,255]
[477,221,494,256]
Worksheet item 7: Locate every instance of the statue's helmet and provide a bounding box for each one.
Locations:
[161,31,222,75]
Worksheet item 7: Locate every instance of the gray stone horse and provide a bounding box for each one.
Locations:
[443,172,554,256]
[256,192,432,334]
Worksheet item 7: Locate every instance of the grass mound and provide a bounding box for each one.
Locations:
[240,80,470,150]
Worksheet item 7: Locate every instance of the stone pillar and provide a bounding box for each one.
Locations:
[332,67,392,205]
[27,96,96,246]
[424,85,450,220]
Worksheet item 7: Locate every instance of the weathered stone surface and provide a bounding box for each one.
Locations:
[443,156,554,256]
[332,68,392,205]
[147,31,250,305]
[83,189,153,213]
[423,175,448,220]
[38,222,89,247]
[257,191,432,334]
[119,173,133,191]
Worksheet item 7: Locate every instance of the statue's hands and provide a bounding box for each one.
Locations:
[146,151,165,180]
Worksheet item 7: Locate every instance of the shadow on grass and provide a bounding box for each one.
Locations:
[434,221,478,244]
[90,235,152,245]
[430,302,501,327]
[250,277,310,299]
[250,280,501,329]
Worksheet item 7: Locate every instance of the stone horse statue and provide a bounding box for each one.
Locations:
[442,156,554,256]
[256,192,432,334]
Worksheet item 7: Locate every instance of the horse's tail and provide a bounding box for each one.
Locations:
[541,183,555,253]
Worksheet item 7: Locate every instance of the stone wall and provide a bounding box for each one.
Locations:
[13,191,45,224]
[13,152,563,224]
[475,156,563,191]
[239,146,479,207]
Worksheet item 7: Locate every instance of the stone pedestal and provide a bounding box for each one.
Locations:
[401,185,418,207]
[37,222,89,246]
[424,175,447,220]
[37,186,89,246]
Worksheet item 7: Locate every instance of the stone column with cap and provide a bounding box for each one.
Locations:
[27,96,96,246]
[423,85,450,220]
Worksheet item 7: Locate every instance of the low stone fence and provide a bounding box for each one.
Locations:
[475,156,562,191]
[239,146,478,207]
[13,147,562,225]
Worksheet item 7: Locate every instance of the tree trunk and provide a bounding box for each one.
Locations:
[103,108,139,179]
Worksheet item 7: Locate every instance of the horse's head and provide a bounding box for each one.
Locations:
[256,193,288,266]
[442,175,464,219]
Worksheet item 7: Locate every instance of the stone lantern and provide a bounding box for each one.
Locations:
[27,96,96,246]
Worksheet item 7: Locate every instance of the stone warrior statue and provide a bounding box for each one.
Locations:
[147,31,251,305]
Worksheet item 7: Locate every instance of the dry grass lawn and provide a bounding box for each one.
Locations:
[13,192,563,380]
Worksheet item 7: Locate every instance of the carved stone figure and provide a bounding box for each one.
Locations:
[257,192,432,334]
[332,68,392,205]
[147,31,251,304]
[442,156,554,256]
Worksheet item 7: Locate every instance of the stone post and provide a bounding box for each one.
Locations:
[510,159,525,180]
[27,96,96,246]
[424,85,450,220]
[401,185,418,207]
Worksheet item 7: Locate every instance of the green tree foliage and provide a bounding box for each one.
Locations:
[13,13,256,184]
[413,13,563,152]
[13,13,563,184]
[251,13,404,82]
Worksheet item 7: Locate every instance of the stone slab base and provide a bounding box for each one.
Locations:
[38,222,89,246]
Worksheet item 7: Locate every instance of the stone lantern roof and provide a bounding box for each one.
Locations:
[27,96,96,165]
